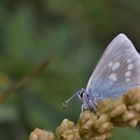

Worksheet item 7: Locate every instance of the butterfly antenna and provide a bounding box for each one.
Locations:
[62,92,78,110]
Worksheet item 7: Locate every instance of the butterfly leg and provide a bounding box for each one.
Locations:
[92,105,97,112]
[81,103,89,112]
[88,99,98,112]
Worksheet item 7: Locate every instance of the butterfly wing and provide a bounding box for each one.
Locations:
[86,34,140,99]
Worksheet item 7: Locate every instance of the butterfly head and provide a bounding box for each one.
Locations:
[77,88,99,111]
[76,88,85,101]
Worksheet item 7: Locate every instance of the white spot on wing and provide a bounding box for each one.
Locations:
[112,62,120,71]
[126,78,130,82]
[127,58,132,63]
[108,61,113,67]
[127,64,134,70]
[125,71,131,77]
[109,73,117,82]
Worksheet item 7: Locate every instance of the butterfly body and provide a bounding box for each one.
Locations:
[63,33,140,111]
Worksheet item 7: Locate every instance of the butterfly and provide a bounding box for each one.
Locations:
[63,33,140,111]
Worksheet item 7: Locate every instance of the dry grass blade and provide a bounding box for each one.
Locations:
[0,51,55,103]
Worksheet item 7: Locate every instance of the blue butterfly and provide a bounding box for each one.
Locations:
[63,33,140,111]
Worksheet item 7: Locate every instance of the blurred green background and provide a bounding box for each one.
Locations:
[0,0,140,139]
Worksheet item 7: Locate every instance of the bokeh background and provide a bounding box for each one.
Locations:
[0,0,140,139]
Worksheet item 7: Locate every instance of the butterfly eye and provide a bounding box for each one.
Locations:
[77,89,85,101]
[79,92,84,98]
